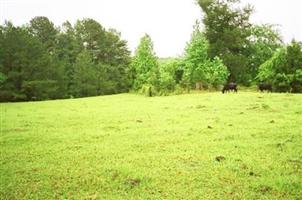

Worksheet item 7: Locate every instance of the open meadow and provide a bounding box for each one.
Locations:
[1,92,302,199]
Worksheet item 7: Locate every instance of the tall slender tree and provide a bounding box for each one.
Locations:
[131,34,159,91]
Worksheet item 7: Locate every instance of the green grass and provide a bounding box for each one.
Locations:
[1,92,302,199]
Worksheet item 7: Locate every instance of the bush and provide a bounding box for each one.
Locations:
[205,57,230,89]
[257,41,302,93]
[0,90,27,102]
[22,80,59,100]
[139,84,157,97]
[273,73,291,92]
[159,72,176,92]
[0,72,7,88]
[291,69,302,93]
[0,90,14,102]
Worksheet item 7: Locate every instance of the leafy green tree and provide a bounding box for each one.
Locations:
[158,59,182,93]
[29,16,58,53]
[74,19,106,58]
[273,73,291,92]
[28,17,67,98]
[257,40,302,92]
[183,21,229,90]
[0,18,132,101]
[74,19,131,94]
[183,21,209,88]
[102,29,131,93]
[257,48,286,83]
[197,0,253,83]
[57,21,82,96]
[131,34,159,91]
[72,51,98,97]
[286,40,302,92]
[247,24,283,79]
[291,69,302,93]
[0,21,59,101]
[0,25,5,88]
[204,56,229,88]
[0,72,7,88]
[286,40,302,74]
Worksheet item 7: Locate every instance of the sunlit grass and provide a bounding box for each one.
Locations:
[1,92,302,199]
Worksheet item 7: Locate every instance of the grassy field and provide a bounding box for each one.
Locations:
[1,92,302,199]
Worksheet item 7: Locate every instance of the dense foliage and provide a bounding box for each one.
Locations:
[257,40,302,92]
[197,0,253,84]
[183,21,229,90]
[0,17,131,101]
[247,24,283,80]
[130,34,160,94]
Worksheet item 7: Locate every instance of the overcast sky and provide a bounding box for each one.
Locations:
[1,0,301,57]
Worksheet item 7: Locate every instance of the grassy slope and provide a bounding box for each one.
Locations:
[1,92,302,199]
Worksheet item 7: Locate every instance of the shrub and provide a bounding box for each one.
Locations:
[159,72,176,92]
[273,73,291,92]
[139,84,157,97]
[291,69,302,93]
[22,80,59,100]
[0,90,27,102]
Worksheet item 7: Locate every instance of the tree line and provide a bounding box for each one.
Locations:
[131,0,301,95]
[0,17,131,101]
[1,0,301,101]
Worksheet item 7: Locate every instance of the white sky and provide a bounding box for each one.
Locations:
[0,0,301,57]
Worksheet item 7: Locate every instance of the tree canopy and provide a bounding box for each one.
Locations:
[0,18,131,101]
[197,0,254,83]
[131,34,160,92]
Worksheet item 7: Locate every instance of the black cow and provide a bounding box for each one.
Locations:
[258,83,272,92]
[222,82,237,93]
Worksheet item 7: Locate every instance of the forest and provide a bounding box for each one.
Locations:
[0,0,301,102]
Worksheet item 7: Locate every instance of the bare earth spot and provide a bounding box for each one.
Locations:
[85,194,97,200]
[247,106,259,110]
[215,156,226,162]
[249,171,260,177]
[196,105,206,109]
[111,171,119,180]
[258,185,272,194]
[262,104,270,109]
[136,120,143,123]
[240,163,248,170]
[125,178,141,188]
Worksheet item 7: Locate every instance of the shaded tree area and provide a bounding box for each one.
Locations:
[257,40,302,93]
[0,17,131,101]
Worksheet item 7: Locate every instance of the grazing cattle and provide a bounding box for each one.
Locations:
[222,82,237,93]
[258,83,272,92]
